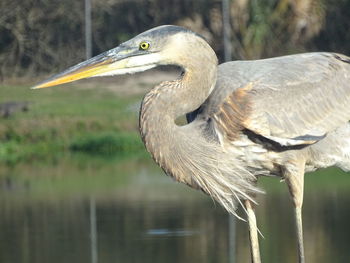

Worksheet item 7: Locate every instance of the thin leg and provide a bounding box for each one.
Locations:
[285,161,305,263]
[245,200,261,263]
[295,205,305,263]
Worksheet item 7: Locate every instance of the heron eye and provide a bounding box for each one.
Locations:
[139,41,150,50]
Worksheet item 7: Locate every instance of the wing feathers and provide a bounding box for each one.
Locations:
[208,52,350,147]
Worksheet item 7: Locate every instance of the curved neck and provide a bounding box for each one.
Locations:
[139,48,259,215]
[153,48,218,119]
[139,46,217,186]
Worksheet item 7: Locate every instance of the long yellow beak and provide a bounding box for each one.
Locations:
[32,48,126,89]
[32,44,160,89]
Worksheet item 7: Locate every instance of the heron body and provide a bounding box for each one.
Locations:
[34,25,350,263]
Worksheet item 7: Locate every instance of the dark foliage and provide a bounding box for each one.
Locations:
[0,0,349,80]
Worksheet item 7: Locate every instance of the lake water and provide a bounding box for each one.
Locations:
[0,155,349,263]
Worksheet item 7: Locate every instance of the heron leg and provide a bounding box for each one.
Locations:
[245,200,261,263]
[284,163,305,263]
[295,205,304,263]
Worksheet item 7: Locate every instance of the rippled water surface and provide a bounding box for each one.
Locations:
[0,156,349,263]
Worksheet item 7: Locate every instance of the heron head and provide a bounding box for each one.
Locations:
[32,25,207,89]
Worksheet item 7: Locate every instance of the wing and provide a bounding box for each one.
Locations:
[201,52,350,146]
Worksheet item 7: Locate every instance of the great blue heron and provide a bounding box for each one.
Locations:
[33,25,350,263]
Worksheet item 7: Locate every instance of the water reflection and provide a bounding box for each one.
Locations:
[90,198,98,263]
[145,228,199,237]
[0,156,349,263]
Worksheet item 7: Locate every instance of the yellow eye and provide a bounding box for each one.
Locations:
[139,41,150,50]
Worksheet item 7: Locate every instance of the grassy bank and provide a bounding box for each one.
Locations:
[0,82,146,163]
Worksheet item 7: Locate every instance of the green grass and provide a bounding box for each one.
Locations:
[69,132,144,155]
[0,83,144,163]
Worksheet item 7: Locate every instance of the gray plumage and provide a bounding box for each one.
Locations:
[192,51,350,173]
[34,25,350,263]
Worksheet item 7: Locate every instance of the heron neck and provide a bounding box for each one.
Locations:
[139,58,259,213]
[139,55,217,186]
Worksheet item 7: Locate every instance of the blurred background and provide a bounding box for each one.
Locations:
[1,0,350,79]
[0,0,350,263]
